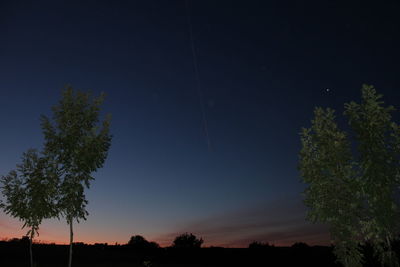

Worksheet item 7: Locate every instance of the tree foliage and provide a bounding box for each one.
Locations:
[40,86,112,267]
[299,85,400,267]
[172,233,203,249]
[41,87,112,224]
[0,149,59,267]
[128,235,160,249]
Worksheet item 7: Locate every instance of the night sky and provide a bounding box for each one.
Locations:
[1,0,400,247]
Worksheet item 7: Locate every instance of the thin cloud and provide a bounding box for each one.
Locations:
[154,195,330,247]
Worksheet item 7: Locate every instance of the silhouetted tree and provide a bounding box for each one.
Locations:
[7,236,30,244]
[299,85,400,267]
[0,149,59,267]
[41,87,112,267]
[148,241,160,250]
[128,235,159,249]
[128,235,147,247]
[172,233,203,249]
[8,237,22,243]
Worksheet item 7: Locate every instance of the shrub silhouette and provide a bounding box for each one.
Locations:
[7,236,30,245]
[128,235,159,249]
[172,233,203,249]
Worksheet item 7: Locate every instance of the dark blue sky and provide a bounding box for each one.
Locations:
[1,0,400,246]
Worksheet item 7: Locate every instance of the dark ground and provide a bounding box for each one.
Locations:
[1,240,399,267]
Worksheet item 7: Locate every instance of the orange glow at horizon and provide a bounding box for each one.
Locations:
[1,206,331,248]
[1,229,330,248]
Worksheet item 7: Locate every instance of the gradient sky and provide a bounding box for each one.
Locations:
[1,0,400,247]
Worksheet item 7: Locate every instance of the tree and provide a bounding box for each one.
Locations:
[172,233,203,249]
[0,149,59,267]
[40,87,112,267]
[128,235,160,249]
[299,85,400,267]
[128,235,148,247]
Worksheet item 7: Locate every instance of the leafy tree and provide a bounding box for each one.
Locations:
[172,233,203,249]
[299,85,400,267]
[0,149,59,267]
[40,87,112,267]
[128,235,160,249]
[128,235,147,247]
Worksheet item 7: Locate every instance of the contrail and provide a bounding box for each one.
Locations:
[185,0,212,152]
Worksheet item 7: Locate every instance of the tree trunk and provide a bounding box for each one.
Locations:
[385,235,394,267]
[29,228,34,267]
[68,219,73,267]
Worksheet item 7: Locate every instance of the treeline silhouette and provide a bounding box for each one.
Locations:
[2,233,399,266]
